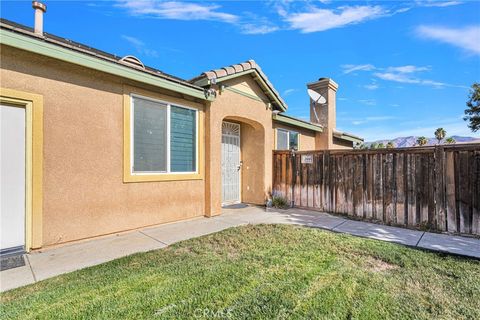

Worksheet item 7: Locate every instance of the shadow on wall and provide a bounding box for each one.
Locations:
[223,116,266,205]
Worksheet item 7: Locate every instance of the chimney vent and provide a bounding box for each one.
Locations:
[32,1,47,36]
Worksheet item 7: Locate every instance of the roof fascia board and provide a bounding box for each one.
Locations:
[0,29,210,101]
[334,133,364,144]
[273,114,323,132]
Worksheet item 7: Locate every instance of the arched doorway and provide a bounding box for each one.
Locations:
[221,117,265,206]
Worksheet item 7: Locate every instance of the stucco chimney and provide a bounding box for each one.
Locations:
[307,78,338,149]
[32,1,47,36]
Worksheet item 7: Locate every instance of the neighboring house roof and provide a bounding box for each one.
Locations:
[0,19,209,101]
[190,60,288,112]
[333,130,364,144]
[272,113,324,133]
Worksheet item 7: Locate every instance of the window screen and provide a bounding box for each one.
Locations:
[133,97,167,172]
[277,129,289,150]
[170,106,196,172]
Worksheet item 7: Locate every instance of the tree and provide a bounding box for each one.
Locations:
[370,142,378,149]
[434,128,446,144]
[445,137,456,144]
[417,136,428,146]
[464,83,480,132]
[378,143,385,149]
[386,141,395,148]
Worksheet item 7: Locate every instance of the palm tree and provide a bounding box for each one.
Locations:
[445,137,456,144]
[417,136,428,146]
[434,128,446,144]
[386,141,395,148]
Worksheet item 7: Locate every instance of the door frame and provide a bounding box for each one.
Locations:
[0,88,43,252]
[221,121,241,206]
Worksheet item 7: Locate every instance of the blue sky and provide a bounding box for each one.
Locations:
[1,0,479,141]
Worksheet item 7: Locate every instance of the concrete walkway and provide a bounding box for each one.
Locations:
[1,206,479,292]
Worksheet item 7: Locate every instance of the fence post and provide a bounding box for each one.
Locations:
[434,146,446,231]
[291,149,296,208]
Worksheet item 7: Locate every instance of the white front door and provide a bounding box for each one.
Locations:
[222,122,241,205]
[0,105,26,253]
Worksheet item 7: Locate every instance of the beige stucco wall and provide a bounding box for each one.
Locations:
[1,45,206,247]
[205,76,275,215]
[332,137,354,149]
[272,122,317,151]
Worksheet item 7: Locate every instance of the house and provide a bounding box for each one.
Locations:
[0,3,362,255]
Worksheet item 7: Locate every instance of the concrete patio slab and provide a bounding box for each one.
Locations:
[0,263,35,292]
[418,232,480,259]
[142,217,236,245]
[333,220,424,246]
[28,231,165,281]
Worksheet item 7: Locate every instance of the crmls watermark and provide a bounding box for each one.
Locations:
[193,307,234,319]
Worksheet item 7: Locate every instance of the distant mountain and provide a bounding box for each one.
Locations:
[365,136,480,148]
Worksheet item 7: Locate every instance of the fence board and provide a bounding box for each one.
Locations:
[273,144,480,235]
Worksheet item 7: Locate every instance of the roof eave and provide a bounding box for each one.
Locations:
[273,114,323,133]
[0,28,212,101]
[333,131,364,144]
[192,69,287,112]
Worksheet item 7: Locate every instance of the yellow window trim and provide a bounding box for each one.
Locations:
[123,85,204,182]
[0,88,43,251]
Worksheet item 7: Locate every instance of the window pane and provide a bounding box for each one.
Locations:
[133,97,167,172]
[289,132,299,150]
[170,106,196,172]
[277,129,288,150]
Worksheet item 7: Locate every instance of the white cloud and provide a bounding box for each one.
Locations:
[374,71,466,88]
[286,5,386,33]
[121,35,158,57]
[374,72,421,84]
[117,1,280,35]
[240,23,279,35]
[118,1,238,23]
[341,62,466,88]
[364,83,379,90]
[282,88,297,96]
[416,1,463,8]
[352,116,396,125]
[341,64,376,74]
[386,65,430,73]
[358,99,377,106]
[416,25,480,55]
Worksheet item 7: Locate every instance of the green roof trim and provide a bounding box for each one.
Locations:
[0,29,210,101]
[272,113,323,132]
[333,132,364,144]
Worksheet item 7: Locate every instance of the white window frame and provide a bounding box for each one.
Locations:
[130,94,198,175]
[277,129,299,150]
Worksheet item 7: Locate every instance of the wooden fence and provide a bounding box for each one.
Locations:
[272,144,480,235]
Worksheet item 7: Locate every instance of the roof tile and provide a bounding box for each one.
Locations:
[224,66,235,75]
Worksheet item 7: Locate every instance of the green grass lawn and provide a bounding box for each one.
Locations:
[1,225,479,319]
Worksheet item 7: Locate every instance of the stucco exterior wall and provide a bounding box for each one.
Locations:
[272,122,317,151]
[205,76,275,215]
[1,45,206,247]
[332,137,354,149]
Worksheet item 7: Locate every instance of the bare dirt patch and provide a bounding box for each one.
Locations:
[364,256,399,273]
